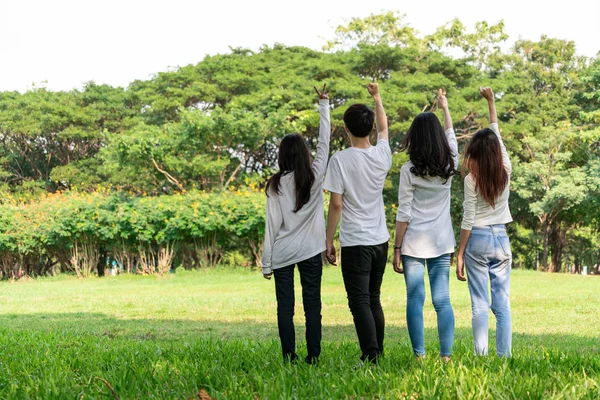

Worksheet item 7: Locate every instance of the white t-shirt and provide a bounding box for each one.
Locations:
[261,100,330,274]
[396,128,458,258]
[323,139,392,247]
[461,123,512,230]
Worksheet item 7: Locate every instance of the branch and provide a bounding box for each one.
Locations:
[222,153,251,190]
[151,158,186,193]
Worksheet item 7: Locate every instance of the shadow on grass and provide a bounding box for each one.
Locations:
[0,312,598,355]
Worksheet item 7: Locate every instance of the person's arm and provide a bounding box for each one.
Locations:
[437,88,458,169]
[457,175,478,281]
[323,157,344,265]
[367,83,388,142]
[393,167,414,274]
[325,192,342,265]
[456,229,470,281]
[480,87,511,174]
[261,192,283,279]
[311,84,331,180]
[393,221,408,274]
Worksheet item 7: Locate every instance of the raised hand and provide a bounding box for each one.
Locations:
[367,82,380,98]
[437,88,448,110]
[480,86,495,102]
[314,84,329,100]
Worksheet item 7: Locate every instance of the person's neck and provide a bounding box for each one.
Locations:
[350,136,371,149]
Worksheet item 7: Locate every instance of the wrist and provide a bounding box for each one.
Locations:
[372,94,381,102]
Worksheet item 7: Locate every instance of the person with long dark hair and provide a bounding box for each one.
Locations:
[261,84,330,364]
[324,83,392,364]
[392,89,458,362]
[456,87,513,357]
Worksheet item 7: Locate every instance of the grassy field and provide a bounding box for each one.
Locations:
[0,267,597,399]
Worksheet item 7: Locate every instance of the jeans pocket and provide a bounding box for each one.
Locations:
[466,232,491,263]
[496,235,512,259]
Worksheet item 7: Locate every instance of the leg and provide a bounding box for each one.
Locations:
[297,253,323,363]
[273,265,297,361]
[490,232,512,357]
[369,242,388,357]
[402,256,426,357]
[427,254,455,357]
[341,246,379,362]
[465,232,492,356]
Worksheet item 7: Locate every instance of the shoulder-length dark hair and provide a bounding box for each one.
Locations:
[462,128,508,207]
[265,134,315,213]
[400,112,457,181]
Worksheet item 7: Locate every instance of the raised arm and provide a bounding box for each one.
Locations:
[311,84,331,180]
[437,88,458,169]
[480,86,497,124]
[367,83,388,142]
[480,87,511,174]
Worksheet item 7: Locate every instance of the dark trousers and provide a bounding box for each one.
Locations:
[341,242,388,362]
[273,253,323,361]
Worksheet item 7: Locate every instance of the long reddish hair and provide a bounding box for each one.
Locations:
[462,128,508,207]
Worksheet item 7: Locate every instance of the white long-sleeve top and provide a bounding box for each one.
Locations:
[261,99,330,274]
[396,127,458,258]
[461,123,512,230]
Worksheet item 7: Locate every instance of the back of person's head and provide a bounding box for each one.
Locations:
[463,128,509,207]
[343,104,375,138]
[401,112,457,181]
[265,133,315,213]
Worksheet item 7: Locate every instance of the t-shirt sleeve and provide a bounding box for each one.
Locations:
[461,175,478,231]
[396,166,414,222]
[376,139,393,170]
[323,156,344,194]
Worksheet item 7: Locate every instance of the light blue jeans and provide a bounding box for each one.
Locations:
[465,224,512,357]
[402,254,455,357]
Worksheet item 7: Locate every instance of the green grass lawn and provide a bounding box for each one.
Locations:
[0,267,598,399]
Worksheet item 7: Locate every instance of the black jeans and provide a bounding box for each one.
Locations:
[341,242,388,362]
[273,253,323,361]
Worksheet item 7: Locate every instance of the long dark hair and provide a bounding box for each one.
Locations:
[265,134,315,213]
[400,112,457,181]
[462,128,508,207]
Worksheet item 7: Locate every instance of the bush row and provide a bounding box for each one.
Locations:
[0,190,265,278]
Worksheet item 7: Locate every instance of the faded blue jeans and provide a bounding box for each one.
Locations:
[402,254,455,357]
[465,224,512,357]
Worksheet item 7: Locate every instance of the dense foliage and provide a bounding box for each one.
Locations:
[0,12,598,276]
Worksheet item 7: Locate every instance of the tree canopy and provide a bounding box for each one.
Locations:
[0,12,598,274]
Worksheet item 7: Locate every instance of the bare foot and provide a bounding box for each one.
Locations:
[441,356,451,363]
[415,354,426,362]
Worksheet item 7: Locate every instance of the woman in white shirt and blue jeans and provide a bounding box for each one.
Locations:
[456,87,513,357]
[392,89,458,361]
[261,85,330,364]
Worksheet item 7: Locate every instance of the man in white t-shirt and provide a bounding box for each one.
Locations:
[323,83,392,363]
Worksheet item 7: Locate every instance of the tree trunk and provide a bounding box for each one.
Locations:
[540,216,550,271]
[548,222,566,273]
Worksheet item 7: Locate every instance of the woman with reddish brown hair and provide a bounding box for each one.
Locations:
[456,87,513,357]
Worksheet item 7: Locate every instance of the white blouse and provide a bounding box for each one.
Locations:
[261,99,330,274]
[396,128,459,258]
[461,123,512,230]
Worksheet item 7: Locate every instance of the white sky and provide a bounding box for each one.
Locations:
[0,0,598,92]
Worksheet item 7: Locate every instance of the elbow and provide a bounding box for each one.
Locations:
[330,202,342,213]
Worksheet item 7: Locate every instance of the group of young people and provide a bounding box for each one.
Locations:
[261,83,513,364]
